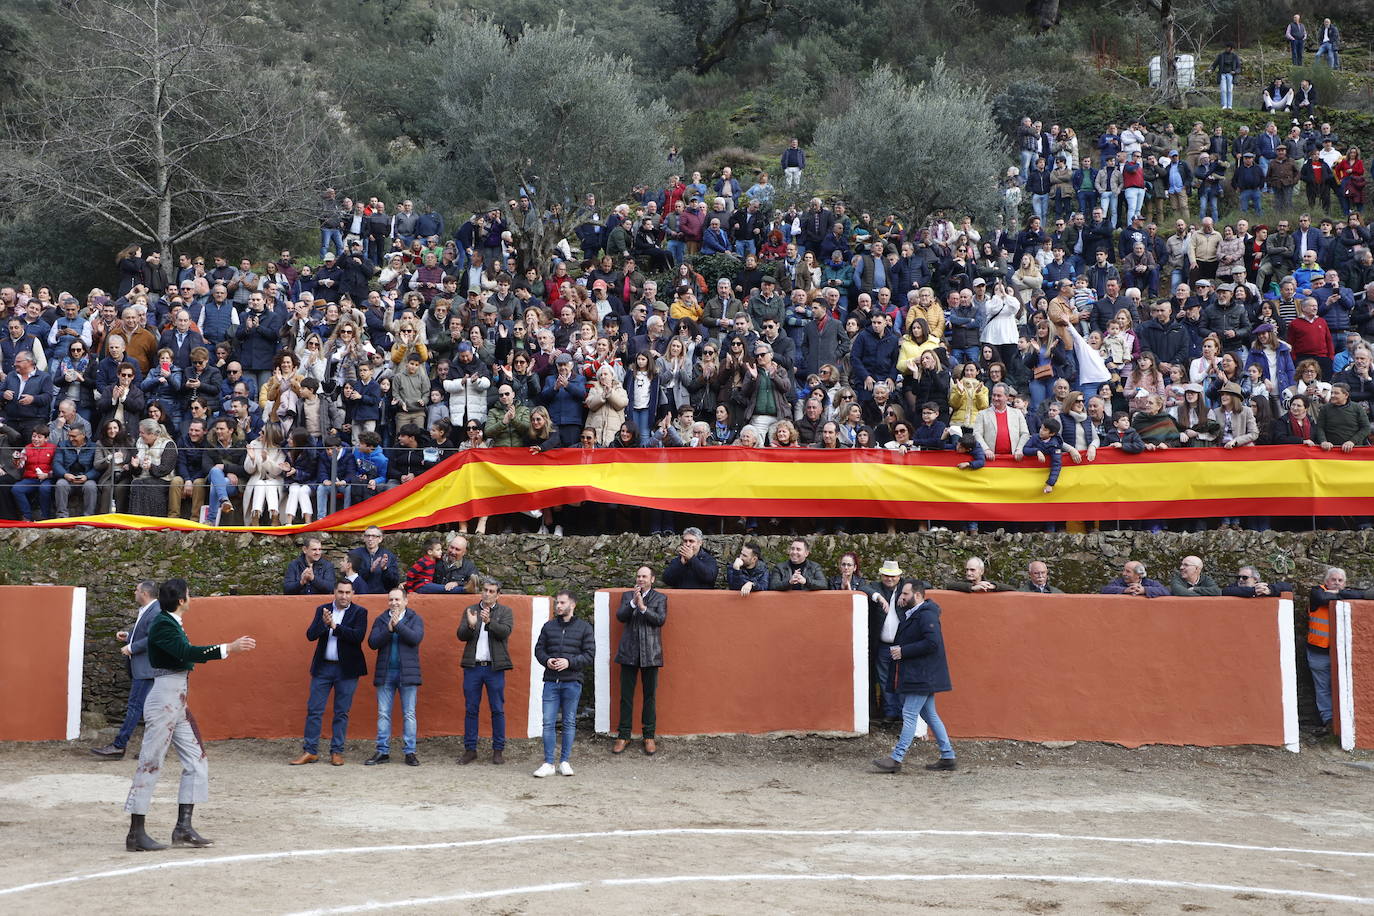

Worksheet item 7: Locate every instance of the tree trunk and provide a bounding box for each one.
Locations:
[1159,0,1181,107]
[150,0,174,266]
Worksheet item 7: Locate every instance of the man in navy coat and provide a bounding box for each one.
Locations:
[91,580,161,758]
[291,580,369,766]
[871,579,957,773]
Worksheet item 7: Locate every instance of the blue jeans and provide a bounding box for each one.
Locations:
[541,680,581,764]
[1123,187,1146,223]
[13,478,52,520]
[1031,193,1049,223]
[1317,42,1339,69]
[873,649,900,718]
[1075,191,1095,219]
[1199,189,1220,221]
[303,661,359,755]
[1307,646,1332,725]
[628,406,654,442]
[733,240,756,258]
[1019,149,1035,179]
[950,346,980,368]
[666,240,685,266]
[114,677,154,748]
[1218,73,1234,108]
[892,692,955,762]
[207,466,239,510]
[1238,189,1262,214]
[463,666,506,750]
[375,681,418,754]
[1029,377,1056,413]
[315,482,352,518]
[320,228,344,260]
[1290,39,1303,65]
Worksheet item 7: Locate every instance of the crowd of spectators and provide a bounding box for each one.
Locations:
[1,109,1372,531]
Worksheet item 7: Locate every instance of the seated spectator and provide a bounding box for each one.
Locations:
[1316,382,1371,451]
[1170,556,1222,596]
[768,538,826,591]
[726,540,769,595]
[403,539,444,592]
[1101,561,1168,598]
[347,526,401,596]
[943,556,1011,592]
[414,534,478,594]
[11,425,56,522]
[662,527,718,589]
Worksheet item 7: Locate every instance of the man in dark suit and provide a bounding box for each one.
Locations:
[91,580,161,758]
[157,309,207,369]
[458,577,515,765]
[612,565,668,756]
[290,581,369,766]
[346,526,401,596]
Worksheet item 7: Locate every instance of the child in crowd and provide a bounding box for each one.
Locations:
[1022,416,1081,494]
[954,431,985,469]
[404,538,443,592]
[1102,412,1146,453]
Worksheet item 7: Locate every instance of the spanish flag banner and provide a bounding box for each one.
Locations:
[7,445,1374,533]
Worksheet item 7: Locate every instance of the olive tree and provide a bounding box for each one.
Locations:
[813,62,1004,226]
[423,14,674,266]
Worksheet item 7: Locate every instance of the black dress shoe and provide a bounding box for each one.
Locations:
[364,752,390,766]
[405,753,420,766]
[871,756,901,773]
[925,758,957,771]
[92,743,126,759]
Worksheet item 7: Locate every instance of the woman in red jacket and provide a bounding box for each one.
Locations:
[1334,147,1365,217]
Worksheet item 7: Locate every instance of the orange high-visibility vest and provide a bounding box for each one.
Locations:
[1307,603,1331,649]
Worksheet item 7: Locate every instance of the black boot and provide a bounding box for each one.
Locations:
[126,814,168,852]
[170,804,214,848]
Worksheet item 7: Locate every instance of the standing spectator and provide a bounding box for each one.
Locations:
[1307,567,1366,735]
[781,138,806,189]
[1316,18,1341,70]
[768,538,826,590]
[1170,556,1222,596]
[1210,43,1241,110]
[284,537,337,595]
[347,526,401,596]
[90,580,160,759]
[457,577,514,765]
[366,589,424,766]
[1316,382,1371,451]
[612,566,668,756]
[533,590,595,778]
[662,527,718,588]
[1286,13,1306,65]
[1288,297,1334,378]
[871,579,957,773]
[1101,560,1168,597]
[291,581,368,767]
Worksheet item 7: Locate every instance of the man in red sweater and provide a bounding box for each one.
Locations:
[1287,296,1335,378]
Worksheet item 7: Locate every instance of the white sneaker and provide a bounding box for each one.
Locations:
[537,524,549,535]
[532,762,556,778]
[553,525,564,537]
[558,760,574,776]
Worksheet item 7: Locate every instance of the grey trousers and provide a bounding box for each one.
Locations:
[124,672,209,815]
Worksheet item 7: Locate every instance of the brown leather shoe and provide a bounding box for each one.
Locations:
[611,739,628,754]
[330,752,345,766]
[289,752,318,766]
[642,738,657,756]
[491,748,505,765]
[458,748,477,765]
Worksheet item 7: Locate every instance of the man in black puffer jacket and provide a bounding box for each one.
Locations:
[533,590,596,778]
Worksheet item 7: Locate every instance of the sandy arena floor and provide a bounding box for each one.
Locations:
[2,732,1372,914]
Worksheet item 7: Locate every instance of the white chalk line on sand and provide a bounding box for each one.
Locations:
[283,873,1374,915]
[4,827,1374,900]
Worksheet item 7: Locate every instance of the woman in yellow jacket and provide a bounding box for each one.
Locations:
[897,317,941,380]
[947,362,988,429]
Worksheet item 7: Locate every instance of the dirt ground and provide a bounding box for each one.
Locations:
[2,730,1373,914]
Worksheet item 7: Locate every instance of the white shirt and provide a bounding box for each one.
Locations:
[325,601,349,661]
[475,603,493,662]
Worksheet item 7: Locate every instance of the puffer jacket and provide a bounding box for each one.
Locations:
[583,380,628,445]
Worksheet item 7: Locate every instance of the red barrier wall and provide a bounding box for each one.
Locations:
[1335,600,1374,751]
[188,595,547,742]
[594,589,867,737]
[0,586,83,740]
[930,590,1295,748]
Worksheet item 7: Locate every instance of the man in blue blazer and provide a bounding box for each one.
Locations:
[291,580,369,766]
[91,580,161,758]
